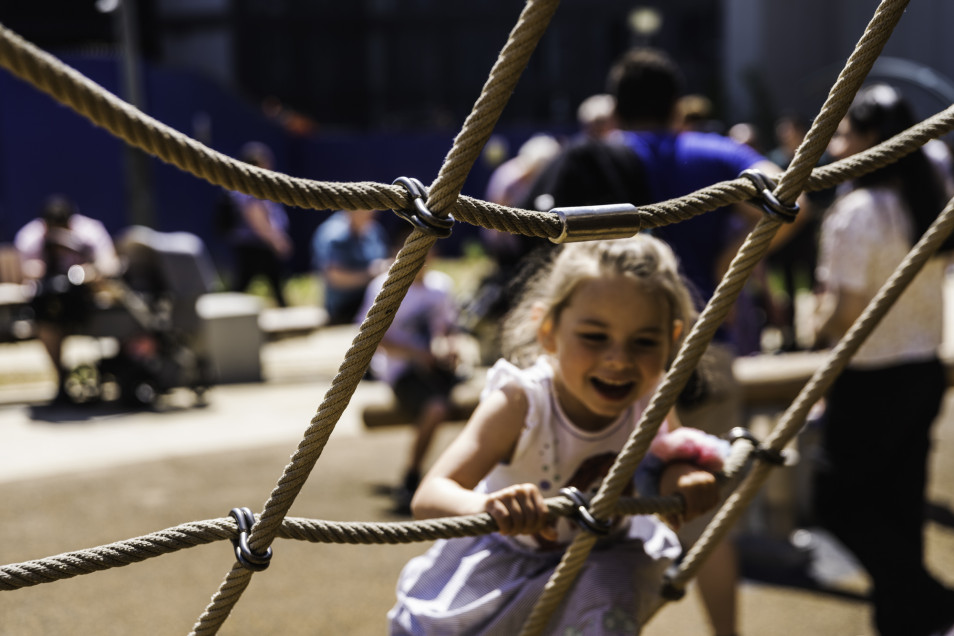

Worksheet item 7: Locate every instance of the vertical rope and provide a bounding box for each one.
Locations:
[425,0,561,212]
[519,0,911,632]
[190,1,559,633]
[668,191,954,593]
[655,0,914,604]
[517,216,781,635]
[190,232,436,636]
[776,0,910,203]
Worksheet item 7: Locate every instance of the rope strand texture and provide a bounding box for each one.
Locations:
[0,493,687,592]
[191,1,561,633]
[0,0,941,632]
[0,20,563,242]
[668,190,954,593]
[518,0,912,632]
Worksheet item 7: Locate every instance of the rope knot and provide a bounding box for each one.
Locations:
[391,177,454,238]
[740,168,800,223]
[560,487,612,536]
[727,427,791,467]
[229,507,273,572]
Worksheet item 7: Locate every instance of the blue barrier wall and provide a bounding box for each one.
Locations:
[0,54,560,275]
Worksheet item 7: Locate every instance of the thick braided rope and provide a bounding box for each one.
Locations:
[0,21,562,241]
[0,494,688,591]
[654,0,915,601]
[1,14,949,245]
[776,0,910,204]
[518,1,910,632]
[2,439,761,591]
[426,0,559,212]
[583,103,954,239]
[806,103,954,192]
[190,2,559,634]
[0,0,939,628]
[188,232,436,636]
[668,191,954,594]
[518,217,783,636]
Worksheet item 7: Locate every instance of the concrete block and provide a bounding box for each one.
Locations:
[196,292,264,384]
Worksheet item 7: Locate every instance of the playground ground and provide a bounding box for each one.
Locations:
[1,324,953,635]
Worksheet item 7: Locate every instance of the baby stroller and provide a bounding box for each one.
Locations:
[67,226,217,406]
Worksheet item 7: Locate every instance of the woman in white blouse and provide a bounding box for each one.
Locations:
[812,84,954,636]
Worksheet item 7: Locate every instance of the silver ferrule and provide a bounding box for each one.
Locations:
[550,203,642,243]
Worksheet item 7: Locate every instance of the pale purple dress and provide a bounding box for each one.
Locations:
[388,357,682,635]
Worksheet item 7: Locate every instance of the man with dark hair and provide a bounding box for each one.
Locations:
[608,47,807,636]
[607,47,685,127]
[15,194,120,403]
[609,47,790,306]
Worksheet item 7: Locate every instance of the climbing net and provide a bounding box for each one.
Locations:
[3,0,954,634]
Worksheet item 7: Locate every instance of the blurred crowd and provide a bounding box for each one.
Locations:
[2,43,953,636]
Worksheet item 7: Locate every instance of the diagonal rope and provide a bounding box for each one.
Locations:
[775,0,910,204]
[1,12,950,247]
[667,189,954,595]
[518,0,911,632]
[0,0,946,631]
[805,103,954,192]
[425,0,560,212]
[0,20,563,242]
[189,1,560,634]
[189,233,437,636]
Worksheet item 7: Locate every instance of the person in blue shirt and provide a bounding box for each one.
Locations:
[311,209,389,325]
[607,48,800,636]
[608,49,786,308]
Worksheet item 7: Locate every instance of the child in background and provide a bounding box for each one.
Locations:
[358,250,462,514]
[389,235,727,635]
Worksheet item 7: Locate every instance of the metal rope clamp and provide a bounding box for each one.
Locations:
[740,168,800,224]
[549,203,642,244]
[560,487,612,536]
[229,507,273,572]
[726,427,792,467]
[391,177,454,238]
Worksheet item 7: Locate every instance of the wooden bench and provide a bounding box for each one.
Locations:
[362,370,485,429]
[362,350,954,429]
[258,306,328,341]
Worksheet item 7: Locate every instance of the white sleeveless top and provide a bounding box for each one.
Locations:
[476,356,668,549]
[817,187,943,368]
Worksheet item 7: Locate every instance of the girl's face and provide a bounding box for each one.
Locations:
[539,274,677,432]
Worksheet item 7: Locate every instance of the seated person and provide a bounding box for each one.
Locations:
[225,142,293,307]
[357,250,462,514]
[14,194,120,403]
[312,209,389,324]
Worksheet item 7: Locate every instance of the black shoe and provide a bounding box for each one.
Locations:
[402,470,421,494]
[391,487,414,516]
[391,470,421,516]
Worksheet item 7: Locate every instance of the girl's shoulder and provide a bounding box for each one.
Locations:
[483,357,552,397]
[481,357,554,427]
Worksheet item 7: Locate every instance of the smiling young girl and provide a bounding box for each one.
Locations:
[388,235,727,635]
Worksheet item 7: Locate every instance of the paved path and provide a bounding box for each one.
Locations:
[2,320,953,634]
[0,325,398,483]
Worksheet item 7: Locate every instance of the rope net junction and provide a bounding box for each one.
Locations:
[2,0,954,633]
